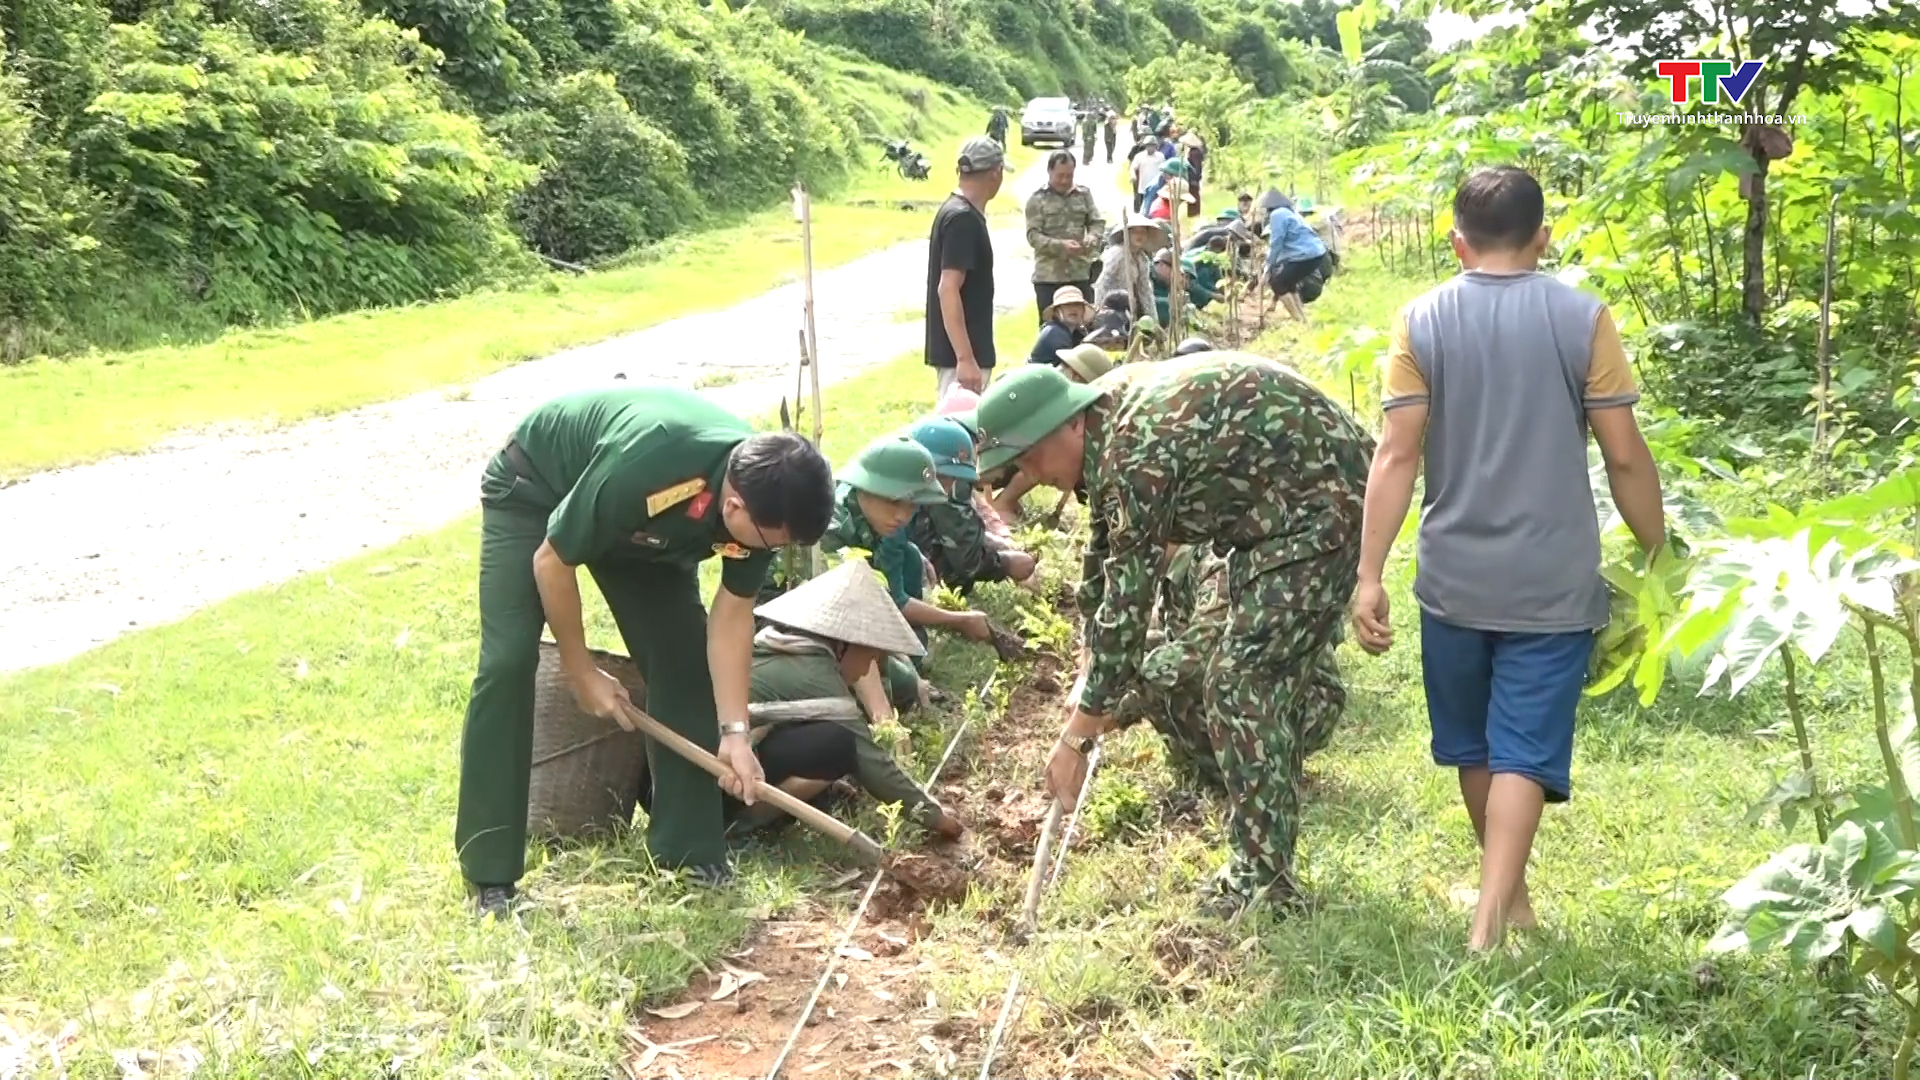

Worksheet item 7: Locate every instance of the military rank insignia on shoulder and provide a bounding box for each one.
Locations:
[646,478,706,517]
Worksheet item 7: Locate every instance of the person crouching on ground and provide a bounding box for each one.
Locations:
[1028,286,1091,366]
[904,417,1039,595]
[719,560,966,841]
[935,388,1013,541]
[1264,201,1332,325]
[821,435,995,658]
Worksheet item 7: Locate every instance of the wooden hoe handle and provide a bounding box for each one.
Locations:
[621,704,888,866]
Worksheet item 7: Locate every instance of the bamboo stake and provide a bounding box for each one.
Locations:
[795,183,827,577]
[1814,189,1842,466]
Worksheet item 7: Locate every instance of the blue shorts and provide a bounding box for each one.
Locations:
[1419,611,1596,802]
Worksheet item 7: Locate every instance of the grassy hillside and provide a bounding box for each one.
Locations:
[0,0,998,363]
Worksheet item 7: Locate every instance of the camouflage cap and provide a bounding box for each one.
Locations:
[974,365,1104,473]
[839,437,949,505]
[958,136,1005,174]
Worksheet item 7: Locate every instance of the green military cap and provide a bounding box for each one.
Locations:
[974,366,1105,473]
[840,436,949,504]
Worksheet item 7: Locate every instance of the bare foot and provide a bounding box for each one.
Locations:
[992,496,1025,523]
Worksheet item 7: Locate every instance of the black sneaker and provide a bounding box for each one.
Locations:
[473,883,516,919]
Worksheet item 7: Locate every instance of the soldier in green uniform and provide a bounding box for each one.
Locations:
[974,357,1373,918]
[986,106,1009,147]
[822,435,995,703]
[904,417,1037,593]
[1079,108,1098,164]
[459,386,835,917]
[1024,151,1106,327]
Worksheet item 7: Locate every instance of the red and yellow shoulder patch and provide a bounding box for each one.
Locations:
[646,478,706,518]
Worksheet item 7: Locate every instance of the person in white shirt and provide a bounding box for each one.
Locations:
[1130,145,1165,213]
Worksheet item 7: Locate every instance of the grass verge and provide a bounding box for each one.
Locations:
[0,313,1036,1077]
[10,259,1886,1078]
[0,63,1036,482]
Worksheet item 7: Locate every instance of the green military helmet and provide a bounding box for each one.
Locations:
[1160,159,1190,180]
[839,436,949,505]
[904,416,979,484]
[1135,314,1161,336]
[1297,195,1316,215]
[974,365,1105,473]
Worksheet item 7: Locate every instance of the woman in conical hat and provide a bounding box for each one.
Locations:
[707,560,965,839]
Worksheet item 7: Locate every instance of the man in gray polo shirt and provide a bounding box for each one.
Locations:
[1347,166,1666,952]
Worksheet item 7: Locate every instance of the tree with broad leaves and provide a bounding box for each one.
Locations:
[1463,0,1906,323]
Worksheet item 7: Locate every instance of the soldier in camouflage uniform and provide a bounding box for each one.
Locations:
[1024,151,1106,327]
[1121,544,1351,795]
[1079,109,1098,164]
[974,356,1374,917]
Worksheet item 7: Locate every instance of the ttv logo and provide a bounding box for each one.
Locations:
[1656,59,1764,105]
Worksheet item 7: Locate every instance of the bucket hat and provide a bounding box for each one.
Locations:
[975,365,1105,473]
[756,560,925,657]
[839,437,949,504]
[1055,342,1115,383]
[904,416,978,483]
[1043,285,1090,322]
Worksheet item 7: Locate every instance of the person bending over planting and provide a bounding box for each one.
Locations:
[904,417,1040,595]
[458,386,835,919]
[821,436,995,657]
[974,358,1373,920]
[646,560,966,842]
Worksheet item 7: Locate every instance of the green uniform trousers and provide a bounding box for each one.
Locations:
[456,458,727,886]
[1128,546,1346,796]
[1200,543,1357,909]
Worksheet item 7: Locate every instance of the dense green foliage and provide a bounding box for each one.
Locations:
[763,0,1435,108]
[0,0,884,359]
[0,0,1439,363]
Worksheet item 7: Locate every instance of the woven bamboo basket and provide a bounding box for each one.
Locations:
[527,642,649,840]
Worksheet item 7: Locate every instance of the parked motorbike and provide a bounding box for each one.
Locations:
[881,139,931,181]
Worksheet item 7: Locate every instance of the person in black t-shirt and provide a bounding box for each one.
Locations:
[925,137,1006,404]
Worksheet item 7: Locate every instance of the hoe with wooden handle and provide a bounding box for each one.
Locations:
[619,702,888,864]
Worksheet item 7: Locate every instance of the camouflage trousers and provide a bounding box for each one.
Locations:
[1122,542,1356,909]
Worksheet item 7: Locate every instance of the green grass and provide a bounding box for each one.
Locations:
[0,61,1037,482]
[0,314,1037,1077]
[7,253,1891,1077]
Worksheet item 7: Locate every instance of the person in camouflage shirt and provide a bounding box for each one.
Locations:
[974,355,1374,917]
[1024,151,1106,327]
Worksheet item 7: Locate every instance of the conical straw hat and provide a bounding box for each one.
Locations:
[755,560,925,657]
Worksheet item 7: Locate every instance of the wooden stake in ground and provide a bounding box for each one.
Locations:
[1813,189,1841,464]
[794,183,827,577]
[1166,180,1187,356]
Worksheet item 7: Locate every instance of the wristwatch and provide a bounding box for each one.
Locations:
[1059,733,1097,756]
[720,721,752,739]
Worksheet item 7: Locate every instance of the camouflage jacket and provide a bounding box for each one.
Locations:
[1092,242,1153,317]
[910,495,1011,588]
[1024,185,1105,284]
[1073,354,1376,714]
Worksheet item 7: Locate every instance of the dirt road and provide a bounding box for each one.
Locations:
[0,154,1128,673]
